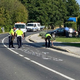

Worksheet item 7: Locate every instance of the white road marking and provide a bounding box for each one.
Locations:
[26,35,80,58]
[24,57,30,60]
[18,48,63,61]
[2,36,75,80]
[19,54,24,57]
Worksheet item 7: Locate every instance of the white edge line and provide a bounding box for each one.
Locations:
[31,60,75,80]
[24,57,30,60]
[2,36,75,80]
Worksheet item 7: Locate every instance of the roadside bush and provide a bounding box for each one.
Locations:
[5,25,12,32]
[77,16,80,30]
[77,16,80,26]
[39,31,46,38]
[0,27,2,33]
[64,22,77,30]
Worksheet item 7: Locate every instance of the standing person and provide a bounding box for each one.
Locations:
[65,26,69,37]
[9,27,16,48]
[45,33,52,47]
[16,28,24,48]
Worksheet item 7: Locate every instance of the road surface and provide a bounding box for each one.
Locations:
[0,32,80,80]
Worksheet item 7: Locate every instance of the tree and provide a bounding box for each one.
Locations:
[0,0,28,30]
[66,0,80,17]
[19,0,80,27]
[0,7,6,26]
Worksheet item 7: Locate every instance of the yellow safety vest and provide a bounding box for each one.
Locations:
[9,29,14,35]
[16,30,23,36]
[45,34,51,38]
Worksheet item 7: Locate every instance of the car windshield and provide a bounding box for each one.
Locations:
[38,24,41,26]
[27,24,34,27]
[53,28,60,31]
[15,25,25,28]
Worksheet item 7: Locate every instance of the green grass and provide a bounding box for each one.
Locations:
[39,30,80,47]
[56,37,80,42]
[56,37,80,47]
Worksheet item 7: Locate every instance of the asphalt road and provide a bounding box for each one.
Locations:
[0,31,80,80]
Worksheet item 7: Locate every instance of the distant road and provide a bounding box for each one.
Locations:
[0,32,80,80]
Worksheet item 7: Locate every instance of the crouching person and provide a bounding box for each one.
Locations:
[45,33,52,47]
[45,33,55,47]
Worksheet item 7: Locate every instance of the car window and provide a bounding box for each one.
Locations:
[15,25,25,28]
[60,28,64,32]
[53,28,59,31]
[27,24,33,26]
[38,24,41,26]
[57,29,61,32]
[34,24,36,27]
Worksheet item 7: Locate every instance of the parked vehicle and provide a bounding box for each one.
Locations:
[26,23,38,32]
[40,26,45,30]
[14,22,27,37]
[26,22,45,31]
[47,27,77,37]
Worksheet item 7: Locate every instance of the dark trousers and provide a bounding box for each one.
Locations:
[45,38,50,47]
[65,31,69,37]
[17,36,22,48]
[9,36,13,48]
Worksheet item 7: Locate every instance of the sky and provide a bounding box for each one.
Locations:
[76,0,80,5]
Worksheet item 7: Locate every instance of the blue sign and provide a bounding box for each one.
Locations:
[68,17,76,22]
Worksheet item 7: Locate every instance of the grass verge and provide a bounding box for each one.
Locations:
[56,37,80,47]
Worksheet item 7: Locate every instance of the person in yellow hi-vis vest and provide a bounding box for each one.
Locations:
[45,33,52,47]
[9,27,16,48]
[16,28,24,48]
[45,33,55,47]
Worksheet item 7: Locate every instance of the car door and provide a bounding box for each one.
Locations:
[34,24,38,31]
[60,28,65,36]
[57,28,65,36]
[56,28,61,36]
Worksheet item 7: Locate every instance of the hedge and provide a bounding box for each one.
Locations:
[64,22,77,30]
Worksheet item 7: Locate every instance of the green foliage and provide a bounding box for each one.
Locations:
[0,7,6,26]
[0,0,28,32]
[64,22,77,30]
[0,27,2,33]
[77,16,80,25]
[77,16,80,30]
[19,0,80,27]
[56,37,80,42]
[11,0,28,23]
[5,25,13,32]
[0,0,80,32]
[66,0,80,17]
